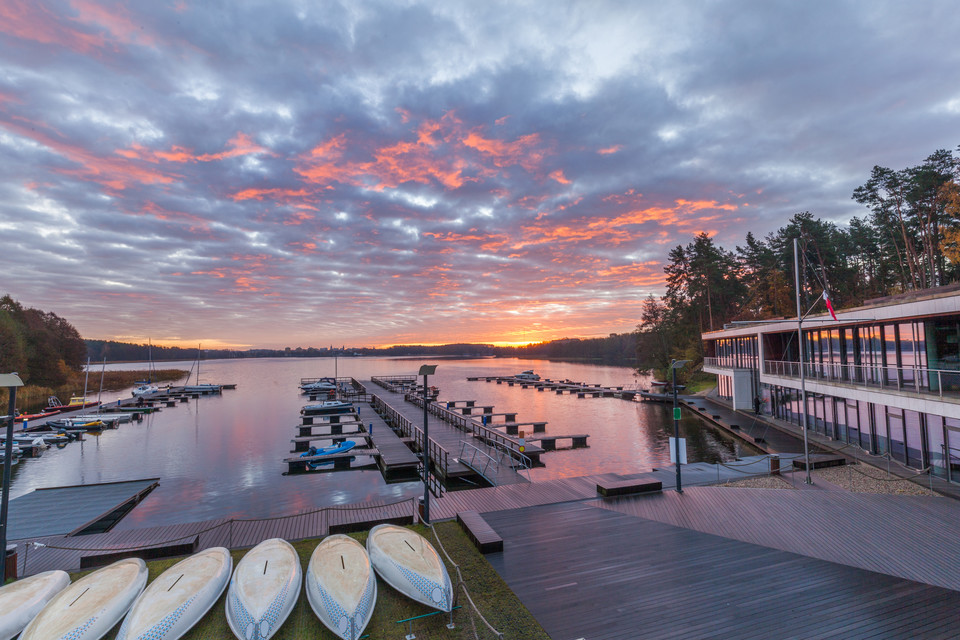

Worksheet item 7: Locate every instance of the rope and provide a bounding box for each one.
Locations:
[426,522,503,639]
[29,496,414,552]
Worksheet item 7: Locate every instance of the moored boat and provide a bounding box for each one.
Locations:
[301,401,353,416]
[515,370,541,381]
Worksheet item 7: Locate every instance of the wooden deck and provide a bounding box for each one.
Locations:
[483,501,960,640]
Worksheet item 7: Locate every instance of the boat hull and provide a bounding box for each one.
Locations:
[226,538,301,640]
[0,570,71,640]
[306,535,377,640]
[366,525,453,613]
[20,558,148,640]
[117,547,232,640]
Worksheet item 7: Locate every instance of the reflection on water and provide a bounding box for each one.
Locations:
[5,357,748,529]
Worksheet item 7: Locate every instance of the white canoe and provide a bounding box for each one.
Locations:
[226,538,302,640]
[0,570,71,640]
[20,558,148,640]
[366,524,453,612]
[306,535,377,640]
[116,547,232,640]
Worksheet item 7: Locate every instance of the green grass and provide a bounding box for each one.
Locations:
[83,522,548,640]
[683,371,717,394]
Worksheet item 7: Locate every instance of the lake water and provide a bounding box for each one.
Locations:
[6,357,750,530]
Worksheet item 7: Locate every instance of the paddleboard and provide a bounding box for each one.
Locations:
[226,538,302,640]
[19,557,148,640]
[306,535,377,640]
[116,546,232,640]
[366,524,453,612]
[0,570,70,640]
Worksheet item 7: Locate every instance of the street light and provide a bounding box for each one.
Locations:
[670,360,690,493]
[419,364,437,523]
[1,372,24,583]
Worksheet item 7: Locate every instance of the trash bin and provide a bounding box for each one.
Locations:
[5,544,17,581]
[769,454,780,476]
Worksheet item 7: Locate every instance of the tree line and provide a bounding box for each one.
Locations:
[637,147,960,377]
[0,295,87,387]
[85,336,637,365]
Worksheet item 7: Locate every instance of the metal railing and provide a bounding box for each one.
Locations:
[370,394,448,495]
[761,359,960,399]
[405,393,532,466]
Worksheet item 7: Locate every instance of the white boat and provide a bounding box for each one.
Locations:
[132,383,159,397]
[515,370,541,381]
[117,547,232,640]
[301,401,353,416]
[301,381,337,393]
[0,569,70,640]
[20,557,148,640]
[226,538,301,640]
[366,524,453,612]
[306,535,377,640]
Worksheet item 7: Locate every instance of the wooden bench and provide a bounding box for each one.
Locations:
[596,479,662,497]
[457,510,503,554]
[793,455,847,470]
[80,536,199,569]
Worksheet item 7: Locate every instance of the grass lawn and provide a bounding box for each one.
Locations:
[82,521,549,640]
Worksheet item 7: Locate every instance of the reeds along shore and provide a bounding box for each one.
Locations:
[6,369,189,413]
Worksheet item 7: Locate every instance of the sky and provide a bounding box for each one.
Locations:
[1,1,959,349]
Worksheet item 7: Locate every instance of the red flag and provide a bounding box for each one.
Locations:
[824,291,838,321]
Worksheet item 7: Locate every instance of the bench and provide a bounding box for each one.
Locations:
[80,536,199,569]
[596,479,662,497]
[457,510,503,554]
[792,455,847,471]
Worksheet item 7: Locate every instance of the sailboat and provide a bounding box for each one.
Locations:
[132,341,159,396]
[184,344,221,393]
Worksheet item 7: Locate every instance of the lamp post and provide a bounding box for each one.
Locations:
[794,238,813,485]
[670,360,690,493]
[1,372,24,583]
[419,364,437,524]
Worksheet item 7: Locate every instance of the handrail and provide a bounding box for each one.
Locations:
[707,358,960,401]
[370,394,448,496]
[406,393,532,465]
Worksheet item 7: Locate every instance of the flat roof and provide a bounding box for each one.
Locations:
[7,478,159,540]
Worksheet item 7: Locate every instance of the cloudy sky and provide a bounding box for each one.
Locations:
[1,1,958,348]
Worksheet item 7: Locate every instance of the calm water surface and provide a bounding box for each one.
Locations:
[6,357,748,529]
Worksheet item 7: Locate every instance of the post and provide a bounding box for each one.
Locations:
[419,365,437,523]
[673,363,681,493]
[794,238,813,484]
[670,360,689,493]
[1,373,25,584]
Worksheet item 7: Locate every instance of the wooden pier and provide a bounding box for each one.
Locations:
[468,374,638,401]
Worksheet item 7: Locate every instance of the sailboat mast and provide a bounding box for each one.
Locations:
[82,357,90,401]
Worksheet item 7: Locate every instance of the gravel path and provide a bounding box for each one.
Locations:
[718,463,940,496]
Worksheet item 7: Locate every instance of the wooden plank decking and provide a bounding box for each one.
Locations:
[483,501,960,640]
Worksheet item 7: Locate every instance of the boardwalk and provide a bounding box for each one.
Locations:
[484,501,960,640]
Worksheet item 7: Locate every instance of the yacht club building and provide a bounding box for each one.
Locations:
[702,285,960,485]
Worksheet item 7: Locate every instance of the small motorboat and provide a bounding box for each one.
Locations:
[301,401,353,416]
[300,441,356,468]
[46,395,101,412]
[131,383,159,397]
[515,370,541,381]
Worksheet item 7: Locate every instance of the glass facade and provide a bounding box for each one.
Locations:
[707,310,960,482]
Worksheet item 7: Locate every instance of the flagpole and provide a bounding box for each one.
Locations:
[795,238,813,484]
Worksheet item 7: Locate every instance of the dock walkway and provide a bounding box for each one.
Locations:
[371,386,531,487]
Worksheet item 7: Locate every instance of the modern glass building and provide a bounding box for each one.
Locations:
[702,285,960,484]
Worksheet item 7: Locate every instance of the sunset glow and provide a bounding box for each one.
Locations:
[1,1,955,349]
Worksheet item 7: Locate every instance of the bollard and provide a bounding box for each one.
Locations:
[770,454,780,476]
[5,544,17,581]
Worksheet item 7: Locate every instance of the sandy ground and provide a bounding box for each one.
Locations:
[720,463,940,496]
